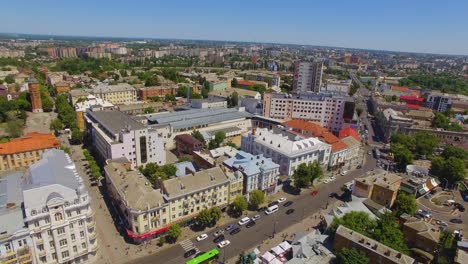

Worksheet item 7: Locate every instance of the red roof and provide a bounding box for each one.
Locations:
[391,85,410,92]
[400,96,424,102]
[237,80,256,86]
[339,128,359,141]
[0,132,60,155]
[406,104,421,109]
[126,226,169,240]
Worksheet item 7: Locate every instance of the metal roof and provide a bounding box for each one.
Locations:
[88,110,145,134]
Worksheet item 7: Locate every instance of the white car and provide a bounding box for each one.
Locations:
[340,171,348,176]
[217,240,231,248]
[252,215,260,221]
[238,217,250,225]
[196,234,208,241]
[277,197,286,203]
[323,179,331,183]
[329,176,336,181]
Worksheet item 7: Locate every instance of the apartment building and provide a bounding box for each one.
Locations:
[0,172,34,264]
[321,79,352,94]
[0,132,60,171]
[138,85,178,101]
[353,171,402,208]
[22,149,98,264]
[334,225,415,264]
[104,161,169,243]
[91,83,137,105]
[293,61,323,93]
[263,92,354,133]
[75,95,114,131]
[425,92,452,112]
[401,215,440,255]
[241,128,331,176]
[225,171,243,203]
[378,108,414,142]
[28,80,43,113]
[161,167,230,223]
[85,110,165,168]
[223,151,280,197]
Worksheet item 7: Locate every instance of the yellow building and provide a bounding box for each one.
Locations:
[91,83,137,105]
[162,167,230,224]
[226,170,244,203]
[0,132,60,171]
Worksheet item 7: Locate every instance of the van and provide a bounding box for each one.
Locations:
[265,205,279,215]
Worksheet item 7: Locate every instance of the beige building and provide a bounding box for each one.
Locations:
[104,161,169,243]
[161,167,230,223]
[353,171,402,208]
[0,132,60,171]
[91,83,137,105]
[225,170,243,203]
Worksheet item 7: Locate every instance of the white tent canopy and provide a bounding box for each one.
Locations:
[279,241,292,251]
[262,251,276,262]
[271,246,285,256]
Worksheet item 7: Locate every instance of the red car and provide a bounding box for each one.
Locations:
[311,190,319,196]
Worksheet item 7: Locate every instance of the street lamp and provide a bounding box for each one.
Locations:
[272,221,277,239]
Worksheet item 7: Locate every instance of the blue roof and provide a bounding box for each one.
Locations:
[174,161,197,177]
[223,151,279,176]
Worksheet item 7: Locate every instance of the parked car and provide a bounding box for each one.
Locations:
[283,201,293,207]
[436,220,448,227]
[217,240,231,248]
[450,218,463,224]
[329,192,337,198]
[252,215,261,221]
[268,201,279,207]
[224,224,236,232]
[238,217,250,225]
[456,203,465,212]
[213,230,224,237]
[213,234,225,243]
[340,171,348,176]
[311,190,319,196]
[184,248,197,258]
[356,165,362,169]
[277,197,286,203]
[196,234,208,241]
[246,220,256,228]
[286,209,295,215]
[229,228,241,235]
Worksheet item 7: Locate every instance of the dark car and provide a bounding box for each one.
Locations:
[230,227,241,235]
[224,224,236,232]
[283,201,293,207]
[450,218,463,224]
[356,165,362,169]
[457,204,465,212]
[246,220,256,228]
[268,201,279,207]
[195,251,205,258]
[184,248,197,258]
[213,234,225,243]
[329,192,337,198]
[286,209,295,215]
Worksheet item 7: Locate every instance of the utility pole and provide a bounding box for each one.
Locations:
[272,221,277,238]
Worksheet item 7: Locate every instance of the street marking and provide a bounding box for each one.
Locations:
[179,239,195,252]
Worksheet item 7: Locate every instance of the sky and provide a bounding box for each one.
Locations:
[1,0,468,55]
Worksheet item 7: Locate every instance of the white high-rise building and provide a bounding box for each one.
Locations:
[293,61,323,93]
[22,149,98,264]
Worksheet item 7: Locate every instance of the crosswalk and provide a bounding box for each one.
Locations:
[180,239,195,252]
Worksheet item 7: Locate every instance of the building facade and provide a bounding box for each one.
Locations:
[425,93,452,112]
[402,216,440,255]
[263,92,354,133]
[74,95,114,131]
[191,98,227,109]
[138,86,178,101]
[353,171,402,208]
[174,134,204,155]
[22,150,98,264]
[223,151,280,198]
[85,110,165,168]
[91,83,137,105]
[293,61,323,93]
[0,132,60,171]
[241,128,331,176]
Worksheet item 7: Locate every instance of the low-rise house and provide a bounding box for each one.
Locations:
[401,215,440,256]
[138,85,177,101]
[0,132,60,171]
[174,134,204,155]
[353,171,402,208]
[287,229,335,264]
[104,161,169,243]
[55,81,71,94]
[334,225,415,264]
[223,151,280,198]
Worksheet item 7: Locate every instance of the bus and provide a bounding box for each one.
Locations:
[186,249,220,264]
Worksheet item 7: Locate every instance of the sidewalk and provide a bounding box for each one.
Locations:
[226,199,343,264]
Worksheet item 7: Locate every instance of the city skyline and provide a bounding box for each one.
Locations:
[1,0,468,55]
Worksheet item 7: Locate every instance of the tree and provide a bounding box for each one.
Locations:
[432,112,450,129]
[50,118,63,134]
[41,94,54,112]
[6,119,23,138]
[214,131,226,145]
[143,106,155,114]
[148,96,161,102]
[390,133,415,149]
[227,91,239,108]
[210,207,222,224]
[393,192,417,216]
[197,209,213,228]
[330,211,376,236]
[293,163,311,188]
[373,212,409,254]
[231,196,247,214]
[442,145,468,160]
[191,130,205,145]
[309,161,324,185]
[336,248,369,264]
[249,190,265,210]
[167,224,182,242]
[164,94,176,102]
[145,75,159,86]
[4,75,14,84]
[70,129,83,144]
[414,131,438,157]
[160,164,177,177]
[442,157,466,185]
[391,144,413,170]
[231,78,238,88]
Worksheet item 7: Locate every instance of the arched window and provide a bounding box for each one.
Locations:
[55,213,63,221]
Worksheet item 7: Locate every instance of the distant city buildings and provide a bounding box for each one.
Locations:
[0,132,60,171]
[293,61,323,93]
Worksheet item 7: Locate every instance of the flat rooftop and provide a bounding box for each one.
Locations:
[92,82,136,93]
[87,110,145,134]
[355,170,402,191]
[146,107,252,130]
[163,167,229,200]
[0,172,25,237]
[104,162,165,211]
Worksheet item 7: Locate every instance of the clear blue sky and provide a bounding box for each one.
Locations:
[2,0,468,55]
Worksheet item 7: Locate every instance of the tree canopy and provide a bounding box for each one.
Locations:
[431,156,466,186]
[399,73,468,95]
[231,195,248,214]
[392,192,417,216]
[293,161,324,188]
[336,248,369,264]
[167,224,182,242]
[249,190,265,210]
[197,207,222,228]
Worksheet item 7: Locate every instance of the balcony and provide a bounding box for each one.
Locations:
[86,210,95,218]
[38,250,46,257]
[87,221,96,228]
[89,231,97,240]
[90,242,99,252]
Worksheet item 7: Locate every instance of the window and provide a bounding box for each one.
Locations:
[61,250,69,258]
[55,213,63,221]
[67,212,71,217]
[80,231,85,238]
[45,217,50,224]
[40,256,47,263]
[77,209,81,215]
[70,223,74,229]
[38,244,44,251]
[79,220,83,226]
[81,242,86,249]
[73,246,77,253]
[52,253,57,260]
[36,233,42,239]
[57,228,65,235]
[49,241,54,248]
[71,234,75,241]
[59,239,67,247]
[34,221,40,227]
[5,243,11,251]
